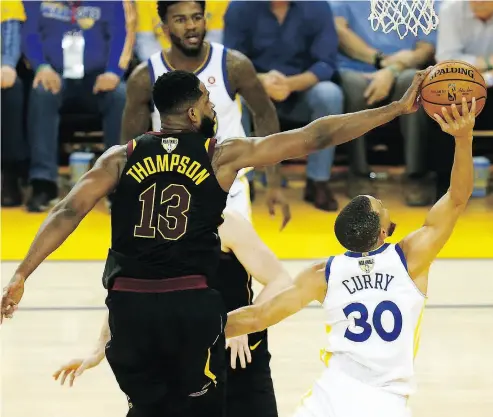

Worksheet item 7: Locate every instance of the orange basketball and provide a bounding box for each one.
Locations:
[420,60,487,119]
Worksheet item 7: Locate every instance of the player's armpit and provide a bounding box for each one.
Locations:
[219,209,292,304]
[15,146,126,280]
[120,61,152,144]
[225,262,327,338]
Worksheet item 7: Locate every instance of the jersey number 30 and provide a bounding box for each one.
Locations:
[134,183,191,240]
[343,301,402,342]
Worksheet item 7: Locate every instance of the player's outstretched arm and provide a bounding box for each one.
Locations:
[1,146,126,322]
[215,69,430,172]
[225,262,328,338]
[120,62,152,144]
[53,311,110,387]
[219,209,293,303]
[400,98,476,279]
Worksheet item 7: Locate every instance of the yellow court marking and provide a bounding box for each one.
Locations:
[1,188,492,260]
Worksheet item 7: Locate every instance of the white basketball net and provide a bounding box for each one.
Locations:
[369,0,439,39]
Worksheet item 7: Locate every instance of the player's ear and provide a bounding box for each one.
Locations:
[159,21,169,37]
[188,107,199,124]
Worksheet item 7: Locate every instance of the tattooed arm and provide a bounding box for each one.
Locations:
[213,69,429,187]
[226,49,282,187]
[227,49,290,228]
[120,61,153,144]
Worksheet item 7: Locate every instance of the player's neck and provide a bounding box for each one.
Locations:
[159,115,197,135]
[371,241,386,252]
[166,42,210,73]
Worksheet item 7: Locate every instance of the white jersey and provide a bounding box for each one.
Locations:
[148,42,245,142]
[148,43,252,221]
[321,243,425,397]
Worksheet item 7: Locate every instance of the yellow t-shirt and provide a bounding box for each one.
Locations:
[135,0,230,50]
[1,0,26,23]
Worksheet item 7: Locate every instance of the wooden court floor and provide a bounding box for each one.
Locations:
[1,259,492,417]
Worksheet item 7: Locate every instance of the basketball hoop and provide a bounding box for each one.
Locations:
[369,0,439,39]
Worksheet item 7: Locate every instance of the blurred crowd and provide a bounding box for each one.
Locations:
[1,0,492,213]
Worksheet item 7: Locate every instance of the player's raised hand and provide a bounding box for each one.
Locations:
[226,334,252,369]
[398,66,433,114]
[1,274,25,323]
[434,97,476,139]
[53,352,105,387]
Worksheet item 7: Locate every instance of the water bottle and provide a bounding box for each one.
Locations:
[69,152,95,187]
[472,156,490,198]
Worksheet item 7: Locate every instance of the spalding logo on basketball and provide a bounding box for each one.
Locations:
[420,60,487,118]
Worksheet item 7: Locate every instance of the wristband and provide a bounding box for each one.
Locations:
[374,51,385,69]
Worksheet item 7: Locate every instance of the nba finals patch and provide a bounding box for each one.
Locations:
[358,258,375,274]
[162,137,178,153]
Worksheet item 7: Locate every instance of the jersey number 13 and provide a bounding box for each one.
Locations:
[134,183,191,240]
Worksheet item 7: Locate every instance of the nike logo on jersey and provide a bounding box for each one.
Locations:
[228,190,241,199]
[249,340,262,351]
[343,273,394,295]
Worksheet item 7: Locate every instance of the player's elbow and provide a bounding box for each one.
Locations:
[52,197,89,223]
[449,185,473,208]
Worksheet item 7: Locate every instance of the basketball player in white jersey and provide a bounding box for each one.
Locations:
[121,0,290,227]
[225,97,477,417]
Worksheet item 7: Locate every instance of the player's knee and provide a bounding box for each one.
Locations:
[308,81,344,115]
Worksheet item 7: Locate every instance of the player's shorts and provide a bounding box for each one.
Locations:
[226,174,251,222]
[225,330,278,417]
[293,367,411,417]
[105,276,227,417]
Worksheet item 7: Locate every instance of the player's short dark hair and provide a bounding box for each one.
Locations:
[157,1,206,23]
[152,70,203,115]
[334,196,381,253]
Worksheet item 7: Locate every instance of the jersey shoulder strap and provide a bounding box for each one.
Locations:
[126,139,137,159]
[205,138,218,160]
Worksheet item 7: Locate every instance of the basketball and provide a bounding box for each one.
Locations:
[420,60,487,119]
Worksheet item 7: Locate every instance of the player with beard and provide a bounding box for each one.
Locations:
[124,3,287,415]
[122,0,290,228]
[2,67,428,417]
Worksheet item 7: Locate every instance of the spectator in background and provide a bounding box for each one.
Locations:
[427,0,493,200]
[22,1,134,212]
[1,0,28,207]
[134,0,229,61]
[224,0,343,212]
[332,1,435,206]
